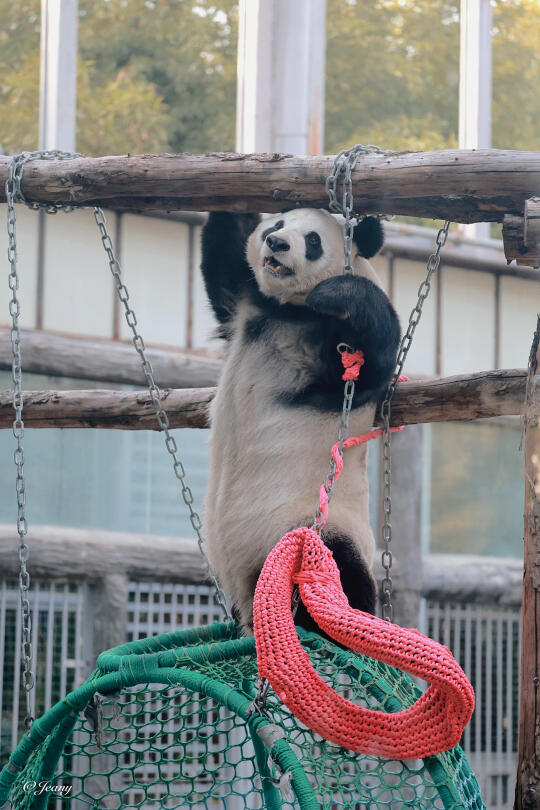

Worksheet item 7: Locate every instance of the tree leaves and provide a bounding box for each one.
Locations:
[0,0,538,156]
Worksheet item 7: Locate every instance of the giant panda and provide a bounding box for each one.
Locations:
[201,209,400,633]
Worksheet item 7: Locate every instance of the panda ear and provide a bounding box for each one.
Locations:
[352,216,384,259]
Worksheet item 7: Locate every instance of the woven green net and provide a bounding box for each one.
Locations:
[0,621,485,809]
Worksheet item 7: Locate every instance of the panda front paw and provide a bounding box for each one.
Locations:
[306,275,367,320]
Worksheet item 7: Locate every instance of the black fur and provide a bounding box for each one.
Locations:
[353,216,384,259]
[266,234,290,253]
[234,527,376,634]
[305,231,323,261]
[201,212,260,325]
[261,219,284,242]
[294,527,377,634]
[201,212,400,410]
[201,212,399,631]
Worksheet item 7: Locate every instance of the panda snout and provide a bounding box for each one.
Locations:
[266,234,290,253]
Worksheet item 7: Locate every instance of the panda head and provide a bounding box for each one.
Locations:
[246,208,384,305]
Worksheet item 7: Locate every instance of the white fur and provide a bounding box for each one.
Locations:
[204,209,382,630]
[247,209,380,304]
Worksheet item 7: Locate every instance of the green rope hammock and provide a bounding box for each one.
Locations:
[0,621,485,810]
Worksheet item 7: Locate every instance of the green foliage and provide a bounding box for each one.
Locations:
[0,0,538,156]
[77,0,238,155]
[325,0,460,153]
[0,0,238,155]
[491,0,540,150]
[0,2,40,152]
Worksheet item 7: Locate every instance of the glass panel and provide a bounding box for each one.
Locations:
[428,421,523,557]
[325,0,459,153]
[77,0,238,155]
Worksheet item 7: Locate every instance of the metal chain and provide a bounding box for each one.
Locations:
[251,149,383,717]
[5,150,88,729]
[92,207,231,619]
[312,359,356,532]
[5,152,231,721]
[7,149,83,213]
[5,154,52,730]
[379,220,450,620]
[326,144,383,275]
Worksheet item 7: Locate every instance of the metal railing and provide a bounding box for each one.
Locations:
[0,537,523,810]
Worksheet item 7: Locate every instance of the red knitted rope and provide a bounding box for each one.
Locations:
[253,362,475,759]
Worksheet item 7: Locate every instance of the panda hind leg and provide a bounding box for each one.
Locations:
[294,528,377,639]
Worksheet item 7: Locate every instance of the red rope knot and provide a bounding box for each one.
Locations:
[341,349,365,381]
[293,571,337,589]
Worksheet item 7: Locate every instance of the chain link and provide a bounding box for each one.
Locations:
[313,369,356,532]
[7,149,83,213]
[92,207,231,619]
[379,220,450,620]
[326,144,383,275]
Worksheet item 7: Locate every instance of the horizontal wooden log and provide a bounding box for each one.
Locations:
[0,329,222,388]
[420,553,522,607]
[0,525,208,583]
[1,150,539,222]
[0,369,526,429]
[0,526,521,606]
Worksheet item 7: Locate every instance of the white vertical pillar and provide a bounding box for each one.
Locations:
[39,0,78,151]
[236,0,327,155]
[459,0,492,240]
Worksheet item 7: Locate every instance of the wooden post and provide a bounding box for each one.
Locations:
[386,424,424,628]
[515,319,540,809]
[503,198,540,269]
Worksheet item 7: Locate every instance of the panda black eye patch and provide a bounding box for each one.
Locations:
[261,220,285,242]
[305,231,323,261]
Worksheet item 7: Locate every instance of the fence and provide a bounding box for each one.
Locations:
[0,529,523,810]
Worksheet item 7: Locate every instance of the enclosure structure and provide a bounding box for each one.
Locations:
[0,148,539,810]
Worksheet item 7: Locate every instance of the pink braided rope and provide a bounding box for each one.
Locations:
[253,372,475,758]
[253,526,474,757]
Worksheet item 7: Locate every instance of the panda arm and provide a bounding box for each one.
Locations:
[201,212,260,326]
[306,274,400,399]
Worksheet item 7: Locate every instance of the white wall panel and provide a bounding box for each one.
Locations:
[43,209,114,337]
[0,205,39,330]
[393,258,437,376]
[192,225,222,352]
[120,215,189,347]
[441,267,495,375]
[499,276,540,369]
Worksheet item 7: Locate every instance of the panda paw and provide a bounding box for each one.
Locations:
[306,275,367,320]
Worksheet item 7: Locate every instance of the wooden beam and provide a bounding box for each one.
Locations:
[0,369,525,430]
[524,197,540,248]
[503,205,540,269]
[0,150,539,222]
[0,329,222,388]
[0,524,208,583]
[515,325,540,810]
[421,553,522,607]
[0,527,522,606]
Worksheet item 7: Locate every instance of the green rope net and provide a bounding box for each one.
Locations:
[0,622,485,809]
